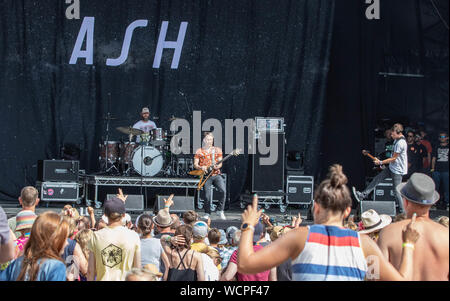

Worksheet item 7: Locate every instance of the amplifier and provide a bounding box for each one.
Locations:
[106,194,144,212]
[155,195,195,213]
[38,160,79,182]
[286,175,314,205]
[360,201,396,217]
[40,182,79,202]
[373,178,395,202]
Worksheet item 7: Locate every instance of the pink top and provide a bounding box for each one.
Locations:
[229,245,271,281]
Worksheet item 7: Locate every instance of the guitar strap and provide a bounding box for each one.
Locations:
[211,147,215,165]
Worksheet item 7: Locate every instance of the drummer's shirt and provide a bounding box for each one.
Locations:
[132,120,157,143]
[194,147,223,176]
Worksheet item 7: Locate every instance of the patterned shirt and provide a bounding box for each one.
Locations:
[219,246,237,269]
[194,147,223,176]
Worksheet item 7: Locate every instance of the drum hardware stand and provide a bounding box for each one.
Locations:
[103,112,119,174]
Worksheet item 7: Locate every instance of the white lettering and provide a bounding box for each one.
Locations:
[69,17,95,64]
[106,20,149,66]
[153,21,188,69]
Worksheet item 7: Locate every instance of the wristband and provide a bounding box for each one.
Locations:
[402,243,415,250]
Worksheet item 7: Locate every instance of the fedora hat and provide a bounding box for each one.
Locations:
[358,209,392,234]
[396,173,440,206]
[152,210,174,228]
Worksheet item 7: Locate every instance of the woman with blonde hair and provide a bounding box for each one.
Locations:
[74,229,93,281]
[238,164,420,281]
[0,211,69,281]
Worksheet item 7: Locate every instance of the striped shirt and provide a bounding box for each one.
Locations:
[292,225,367,281]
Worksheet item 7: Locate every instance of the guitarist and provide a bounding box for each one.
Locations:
[353,123,408,214]
[194,132,227,220]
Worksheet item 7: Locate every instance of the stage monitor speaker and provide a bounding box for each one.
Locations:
[155,195,195,213]
[360,201,396,217]
[38,160,79,182]
[252,132,285,193]
[106,194,144,212]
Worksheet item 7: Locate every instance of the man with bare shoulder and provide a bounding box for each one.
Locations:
[377,173,449,281]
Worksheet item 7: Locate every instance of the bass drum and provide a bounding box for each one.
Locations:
[131,146,163,176]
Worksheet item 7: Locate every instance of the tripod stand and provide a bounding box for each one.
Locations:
[102,112,120,174]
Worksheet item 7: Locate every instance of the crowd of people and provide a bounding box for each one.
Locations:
[0,165,448,281]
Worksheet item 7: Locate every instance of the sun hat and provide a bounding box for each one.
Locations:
[152,210,174,228]
[358,209,392,234]
[15,210,37,231]
[396,173,440,206]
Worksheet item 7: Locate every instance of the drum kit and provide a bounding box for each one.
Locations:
[98,116,193,177]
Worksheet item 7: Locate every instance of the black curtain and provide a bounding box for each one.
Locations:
[323,0,448,201]
[0,0,335,203]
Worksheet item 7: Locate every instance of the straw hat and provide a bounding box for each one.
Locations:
[358,209,392,234]
[152,210,174,228]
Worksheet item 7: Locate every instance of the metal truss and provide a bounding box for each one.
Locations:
[84,175,199,188]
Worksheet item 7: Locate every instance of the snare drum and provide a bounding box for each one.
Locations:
[119,142,138,164]
[99,141,120,163]
[151,128,166,146]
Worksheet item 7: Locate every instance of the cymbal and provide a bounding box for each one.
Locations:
[189,170,204,176]
[116,126,144,136]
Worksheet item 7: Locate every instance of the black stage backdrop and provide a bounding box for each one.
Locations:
[0,0,335,203]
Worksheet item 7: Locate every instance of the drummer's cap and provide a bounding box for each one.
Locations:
[141,107,150,114]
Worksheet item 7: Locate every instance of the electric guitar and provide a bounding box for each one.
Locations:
[362,150,386,170]
[189,149,242,190]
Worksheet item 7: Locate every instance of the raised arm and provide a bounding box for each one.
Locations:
[237,195,307,274]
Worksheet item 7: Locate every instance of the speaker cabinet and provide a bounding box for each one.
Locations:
[251,132,285,193]
[155,195,195,213]
[106,194,144,212]
[360,201,397,217]
[38,160,79,182]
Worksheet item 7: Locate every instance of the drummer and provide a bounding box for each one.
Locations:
[132,107,157,144]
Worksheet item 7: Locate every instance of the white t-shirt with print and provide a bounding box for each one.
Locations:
[389,138,408,175]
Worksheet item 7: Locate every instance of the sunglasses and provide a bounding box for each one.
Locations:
[440,135,447,139]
